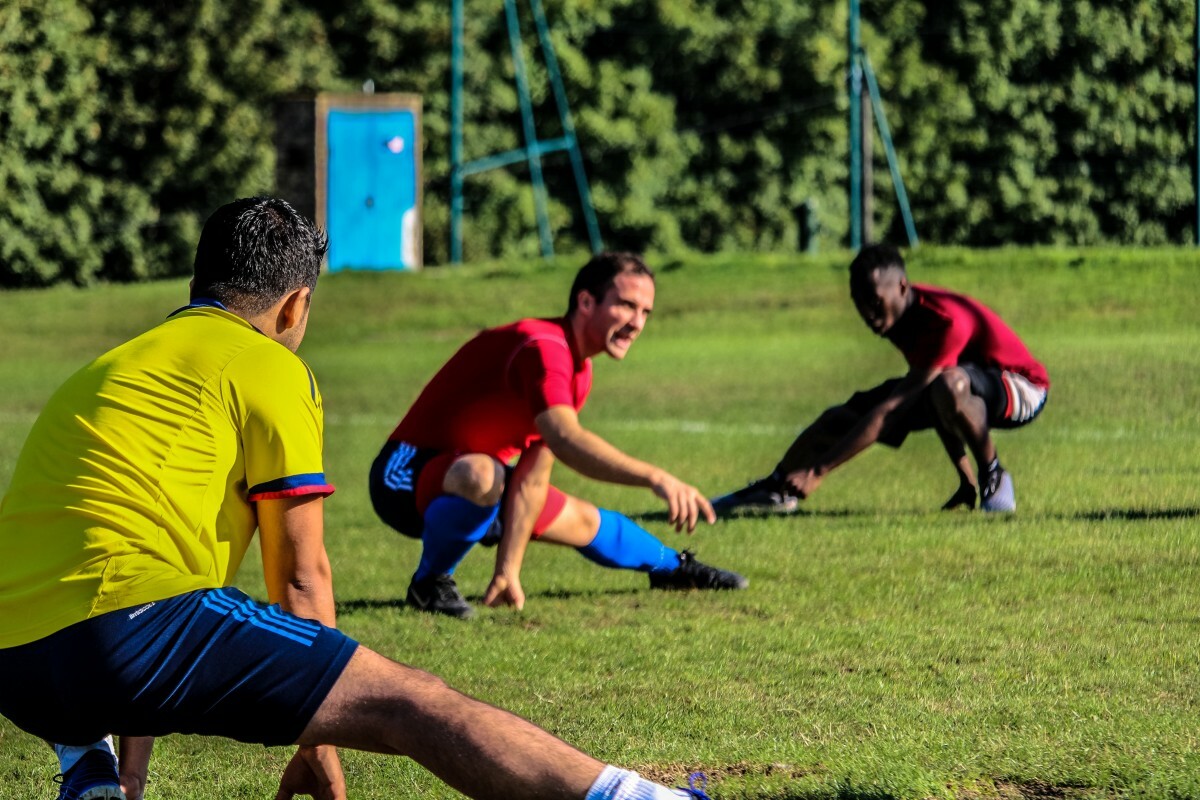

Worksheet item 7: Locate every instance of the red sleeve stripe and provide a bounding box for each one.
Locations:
[249,484,335,501]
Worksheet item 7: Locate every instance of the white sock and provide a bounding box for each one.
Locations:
[54,736,116,773]
[586,765,698,800]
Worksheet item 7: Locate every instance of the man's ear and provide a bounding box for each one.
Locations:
[576,289,595,315]
[278,286,311,333]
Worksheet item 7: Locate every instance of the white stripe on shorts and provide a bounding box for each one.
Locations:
[1001,371,1047,423]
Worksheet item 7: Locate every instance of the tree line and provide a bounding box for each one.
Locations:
[1,0,1193,286]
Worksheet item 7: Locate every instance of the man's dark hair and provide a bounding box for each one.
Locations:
[849,243,905,286]
[192,197,328,315]
[566,252,655,316]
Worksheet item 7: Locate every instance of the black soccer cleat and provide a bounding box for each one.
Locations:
[649,550,749,591]
[710,475,798,516]
[407,573,475,619]
[54,749,125,800]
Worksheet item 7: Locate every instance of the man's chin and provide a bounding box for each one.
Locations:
[606,341,632,359]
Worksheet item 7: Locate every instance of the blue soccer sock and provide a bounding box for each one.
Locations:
[413,495,500,582]
[577,509,681,575]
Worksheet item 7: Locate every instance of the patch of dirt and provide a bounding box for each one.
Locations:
[637,760,822,784]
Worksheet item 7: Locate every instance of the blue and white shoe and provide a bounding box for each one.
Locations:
[54,749,125,800]
[981,465,1015,513]
[674,772,713,799]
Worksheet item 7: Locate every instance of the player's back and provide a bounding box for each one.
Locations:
[0,306,302,647]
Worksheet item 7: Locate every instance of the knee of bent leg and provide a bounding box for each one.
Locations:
[930,368,970,410]
[566,498,601,538]
[443,456,505,506]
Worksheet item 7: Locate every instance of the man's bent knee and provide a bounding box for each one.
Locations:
[540,496,601,547]
[297,646,455,753]
[930,369,971,408]
[443,456,505,506]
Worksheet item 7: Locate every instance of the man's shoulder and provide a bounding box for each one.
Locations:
[505,316,568,340]
[911,284,976,324]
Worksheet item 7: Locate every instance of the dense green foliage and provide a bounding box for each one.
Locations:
[2,248,1200,798]
[1,0,1196,282]
[0,0,338,286]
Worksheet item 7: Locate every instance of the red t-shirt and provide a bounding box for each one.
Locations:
[389,318,592,462]
[886,284,1049,389]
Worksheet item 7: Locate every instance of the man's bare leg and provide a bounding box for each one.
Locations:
[298,646,603,800]
[934,425,978,510]
[711,405,860,515]
[928,369,1013,510]
[774,405,861,475]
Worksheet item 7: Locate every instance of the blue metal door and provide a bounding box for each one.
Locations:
[326,109,418,271]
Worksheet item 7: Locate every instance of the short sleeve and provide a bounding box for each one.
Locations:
[224,344,335,501]
[507,335,577,415]
[905,311,968,371]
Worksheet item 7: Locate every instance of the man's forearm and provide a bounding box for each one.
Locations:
[495,446,554,578]
[280,567,337,627]
[546,425,659,487]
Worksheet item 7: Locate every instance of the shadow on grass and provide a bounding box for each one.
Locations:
[630,508,856,524]
[1067,506,1200,522]
[336,586,643,615]
[336,597,407,614]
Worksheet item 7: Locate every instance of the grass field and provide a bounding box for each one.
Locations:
[1,248,1199,799]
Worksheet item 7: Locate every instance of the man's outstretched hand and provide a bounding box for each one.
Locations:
[650,471,716,532]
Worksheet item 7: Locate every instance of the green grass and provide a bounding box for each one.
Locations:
[2,247,1200,799]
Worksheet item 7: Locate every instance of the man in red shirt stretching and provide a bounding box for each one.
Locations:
[371,252,746,618]
[712,243,1049,515]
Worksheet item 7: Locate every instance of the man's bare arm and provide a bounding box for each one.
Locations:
[535,405,714,531]
[484,443,555,609]
[258,495,346,800]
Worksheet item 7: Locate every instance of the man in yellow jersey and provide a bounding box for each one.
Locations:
[0,198,712,800]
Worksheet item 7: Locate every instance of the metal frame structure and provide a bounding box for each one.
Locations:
[450,0,602,263]
[848,0,918,250]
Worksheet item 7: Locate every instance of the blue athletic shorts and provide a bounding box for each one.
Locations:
[0,587,358,746]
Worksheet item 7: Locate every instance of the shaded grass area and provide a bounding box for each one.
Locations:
[1,247,1199,798]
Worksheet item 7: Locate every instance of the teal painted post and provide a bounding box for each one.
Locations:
[504,0,554,258]
[862,54,918,247]
[529,0,602,252]
[848,0,862,250]
[450,0,465,263]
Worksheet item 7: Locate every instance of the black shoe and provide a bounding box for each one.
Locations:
[55,750,125,800]
[941,482,977,510]
[710,475,798,516]
[407,574,474,619]
[649,550,749,591]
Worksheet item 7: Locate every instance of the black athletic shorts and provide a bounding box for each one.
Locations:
[849,364,1045,448]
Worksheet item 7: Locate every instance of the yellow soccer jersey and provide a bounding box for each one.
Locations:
[0,302,334,648]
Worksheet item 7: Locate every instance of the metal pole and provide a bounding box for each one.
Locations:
[450,0,465,263]
[862,85,873,244]
[1195,0,1199,244]
[848,0,862,250]
[529,0,602,252]
[504,0,554,258]
[862,53,918,247]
